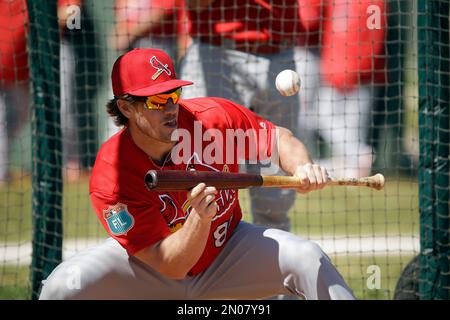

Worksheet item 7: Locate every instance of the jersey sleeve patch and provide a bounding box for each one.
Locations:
[103,203,135,236]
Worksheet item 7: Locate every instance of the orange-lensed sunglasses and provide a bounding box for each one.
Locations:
[144,88,182,110]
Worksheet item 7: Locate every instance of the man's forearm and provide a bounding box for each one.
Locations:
[276,126,313,176]
[135,212,212,279]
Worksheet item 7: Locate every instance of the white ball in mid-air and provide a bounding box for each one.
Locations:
[275,69,301,96]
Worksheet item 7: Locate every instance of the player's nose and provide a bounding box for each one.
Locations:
[163,99,178,115]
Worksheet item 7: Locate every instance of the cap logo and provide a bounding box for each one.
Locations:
[150,56,172,80]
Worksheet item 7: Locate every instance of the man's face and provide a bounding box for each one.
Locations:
[130,97,179,144]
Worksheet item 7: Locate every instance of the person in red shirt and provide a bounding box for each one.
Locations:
[58,0,103,180]
[0,0,29,183]
[295,0,386,179]
[39,48,354,300]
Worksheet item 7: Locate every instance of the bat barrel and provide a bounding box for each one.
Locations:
[145,170,264,191]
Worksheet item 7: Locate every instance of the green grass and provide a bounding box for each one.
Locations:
[332,254,415,300]
[0,265,31,300]
[240,178,419,237]
[0,176,107,243]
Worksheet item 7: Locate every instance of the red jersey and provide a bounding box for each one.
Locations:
[90,97,276,275]
[320,0,386,91]
[0,0,28,83]
[188,0,304,45]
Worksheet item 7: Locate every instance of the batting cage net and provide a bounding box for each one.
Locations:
[0,0,448,300]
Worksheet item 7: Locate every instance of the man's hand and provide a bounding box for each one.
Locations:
[293,163,329,194]
[187,183,218,220]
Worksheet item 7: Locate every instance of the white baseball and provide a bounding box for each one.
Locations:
[275,69,301,96]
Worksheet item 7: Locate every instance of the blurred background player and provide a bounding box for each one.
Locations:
[0,0,29,184]
[180,0,321,234]
[295,0,386,178]
[58,0,103,180]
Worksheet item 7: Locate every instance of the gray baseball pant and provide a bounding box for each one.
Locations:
[39,221,355,300]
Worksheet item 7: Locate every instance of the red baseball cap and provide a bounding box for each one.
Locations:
[111,48,193,97]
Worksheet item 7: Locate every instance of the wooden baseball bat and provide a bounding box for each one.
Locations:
[145,170,385,191]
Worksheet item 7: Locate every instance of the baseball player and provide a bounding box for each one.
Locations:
[58,0,103,180]
[39,48,355,300]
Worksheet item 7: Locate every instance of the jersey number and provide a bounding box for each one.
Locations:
[213,215,233,248]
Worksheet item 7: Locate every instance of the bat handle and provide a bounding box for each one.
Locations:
[327,173,385,190]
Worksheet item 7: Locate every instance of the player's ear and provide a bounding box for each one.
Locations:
[117,99,134,119]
